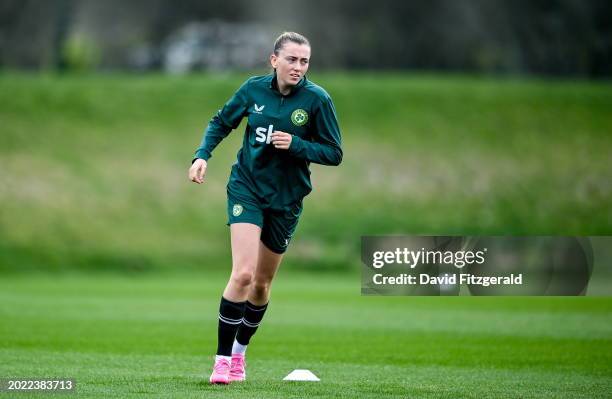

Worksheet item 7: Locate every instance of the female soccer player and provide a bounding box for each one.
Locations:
[189,32,342,384]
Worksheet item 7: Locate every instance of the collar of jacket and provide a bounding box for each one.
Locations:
[268,70,307,97]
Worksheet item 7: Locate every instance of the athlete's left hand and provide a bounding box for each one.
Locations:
[271,131,292,150]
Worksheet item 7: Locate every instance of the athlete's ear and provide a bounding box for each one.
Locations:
[270,53,278,69]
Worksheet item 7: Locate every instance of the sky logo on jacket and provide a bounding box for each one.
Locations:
[255,124,274,144]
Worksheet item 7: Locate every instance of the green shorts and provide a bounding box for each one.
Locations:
[227,183,303,254]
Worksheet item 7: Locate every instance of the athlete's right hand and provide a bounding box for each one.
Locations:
[189,158,207,184]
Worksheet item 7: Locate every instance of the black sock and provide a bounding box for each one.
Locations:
[235,301,268,346]
[217,297,246,356]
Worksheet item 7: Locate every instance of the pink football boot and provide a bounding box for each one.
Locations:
[209,357,231,384]
[229,353,246,382]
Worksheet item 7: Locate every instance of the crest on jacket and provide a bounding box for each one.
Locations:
[291,109,308,126]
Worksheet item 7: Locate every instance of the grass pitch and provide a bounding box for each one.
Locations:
[1,273,610,398]
[1,72,610,397]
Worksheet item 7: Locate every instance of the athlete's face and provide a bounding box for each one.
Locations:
[270,42,310,91]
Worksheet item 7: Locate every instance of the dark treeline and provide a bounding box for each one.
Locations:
[0,0,610,77]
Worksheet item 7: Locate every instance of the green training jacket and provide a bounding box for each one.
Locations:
[194,73,343,209]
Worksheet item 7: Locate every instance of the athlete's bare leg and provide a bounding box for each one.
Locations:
[248,242,284,306]
[222,223,261,302]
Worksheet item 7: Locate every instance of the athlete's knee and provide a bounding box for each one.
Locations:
[252,278,272,298]
[230,270,254,288]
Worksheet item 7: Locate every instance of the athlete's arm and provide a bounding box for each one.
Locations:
[193,79,251,162]
[282,94,342,166]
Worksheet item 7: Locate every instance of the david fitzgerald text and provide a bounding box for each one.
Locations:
[372,273,523,287]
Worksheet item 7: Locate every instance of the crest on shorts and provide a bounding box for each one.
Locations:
[291,109,308,126]
[232,204,243,217]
